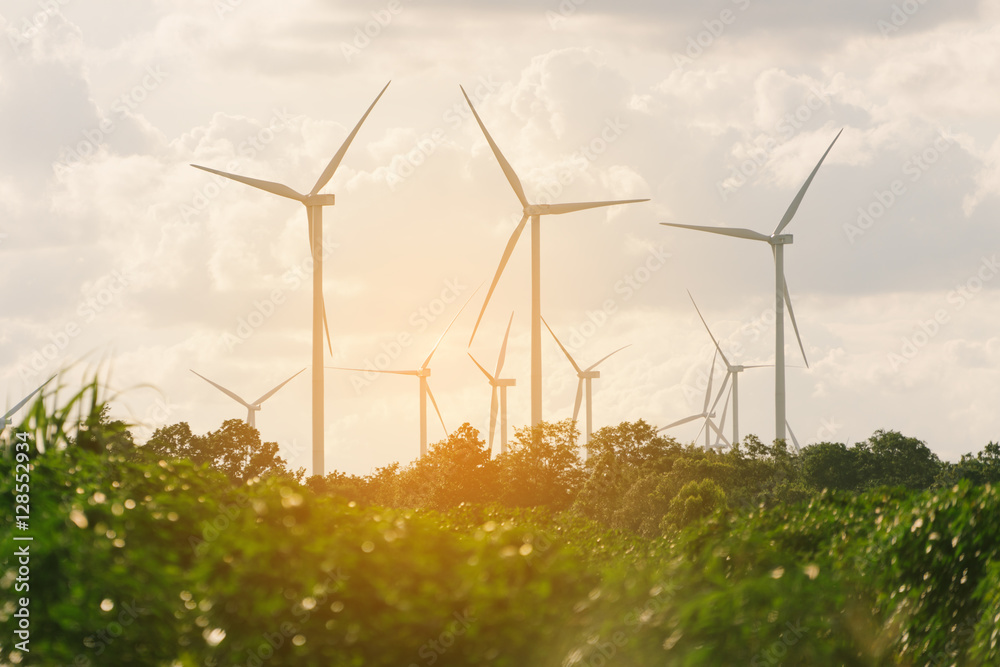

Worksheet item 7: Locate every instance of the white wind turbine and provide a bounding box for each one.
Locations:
[468,312,516,456]
[542,317,630,449]
[687,290,771,448]
[190,369,305,429]
[462,86,649,432]
[661,130,841,443]
[190,81,390,476]
[659,350,729,450]
[2,375,56,430]
[328,289,478,458]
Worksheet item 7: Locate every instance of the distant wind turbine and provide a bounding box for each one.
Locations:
[462,85,649,432]
[687,290,771,448]
[542,317,630,449]
[661,129,841,442]
[2,375,56,429]
[468,312,516,456]
[659,350,729,450]
[190,369,305,429]
[190,81,390,476]
[328,287,479,458]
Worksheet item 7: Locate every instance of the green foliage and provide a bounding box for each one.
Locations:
[145,419,291,484]
[8,379,1000,665]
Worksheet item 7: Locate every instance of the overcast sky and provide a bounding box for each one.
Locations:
[3,0,999,475]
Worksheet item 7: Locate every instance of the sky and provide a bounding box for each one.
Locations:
[2,0,999,476]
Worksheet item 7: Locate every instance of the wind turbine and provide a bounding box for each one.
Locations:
[328,288,479,458]
[468,312,516,456]
[659,350,729,450]
[542,317,630,449]
[661,129,841,443]
[190,81,390,476]
[2,375,56,429]
[190,369,305,429]
[687,290,771,447]
[461,85,649,432]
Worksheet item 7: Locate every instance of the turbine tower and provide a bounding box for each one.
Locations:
[191,82,390,476]
[468,312,516,456]
[2,375,56,429]
[328,288,478,458]
[659,350,729,450]
[542,317,630,449]
[462,86,648,432]
[661,129,841,442]
[190,369,305,428]
[687,290,770,447]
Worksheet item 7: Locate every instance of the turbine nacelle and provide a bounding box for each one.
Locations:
[303,194,336,207]
[770,233,793,245]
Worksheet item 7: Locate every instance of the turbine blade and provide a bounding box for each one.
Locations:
[541,316,583,374]
[572,379,584,425]
[190,370,252,409]
[468,353,497,383]
[584,344,631,372]
[716,383,732,435]
[708,370,732,415]
[687,290,730,368]
[252,368,306,406]
[773,128,842,235]
[488,387,498,453]
[708,418,731,447]
[786,420,801,453]
[310,81,391,196]
[660,222,771,243]
[742,364,774,369]
[783,277,809,368]
[469,214,528,346]
[460,85,528,207]
[191,165,304,201]
[495,311,514,377]
[694,418,709,443]
[543,199,649,215]
[325,366,420,376]
[3,374,56,420]
[702,349,718,415]
[658,413,702,431]
[422,282,483,370]
[426,383,447,435]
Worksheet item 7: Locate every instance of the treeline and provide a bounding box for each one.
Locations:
[4,383,1000,665]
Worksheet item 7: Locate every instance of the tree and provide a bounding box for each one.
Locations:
[495,419,584,510]
[938,441,1000,487]
[397,423,495,509]
[661,478,727,533]
[145,419,290,484]
[860,429,942,490]
[801,441,863,492]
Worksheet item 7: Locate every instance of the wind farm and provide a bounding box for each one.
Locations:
[8,5,1000,664]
